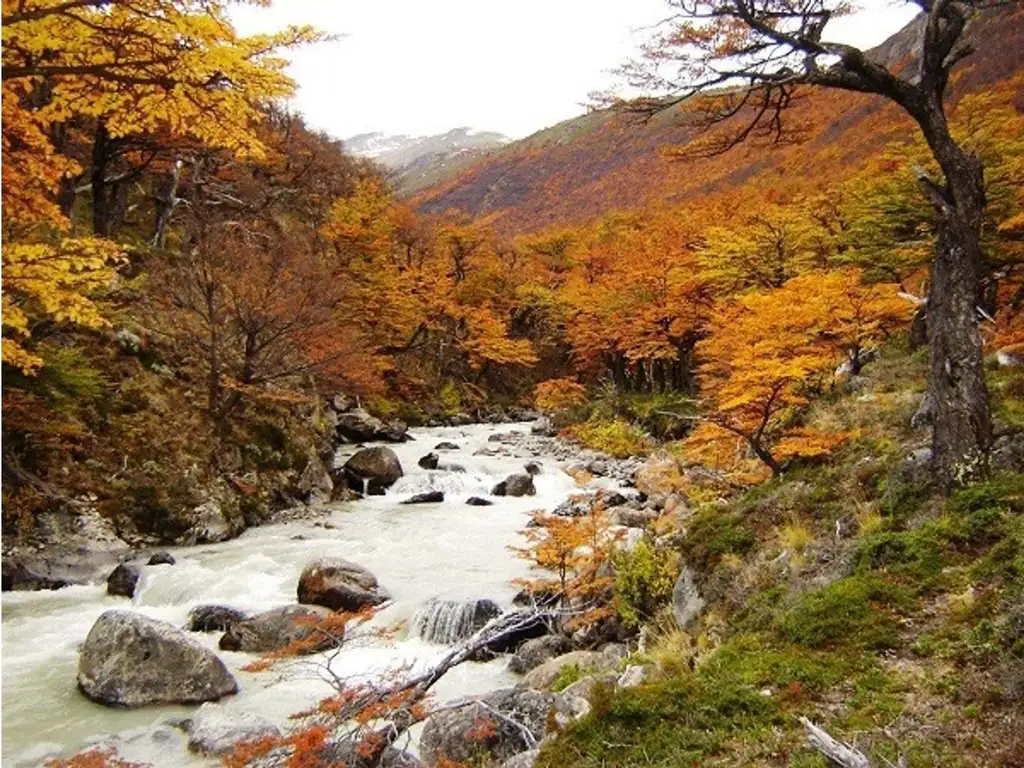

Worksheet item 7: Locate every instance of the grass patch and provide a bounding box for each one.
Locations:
[679,509,756,573]
[778,575,915,651]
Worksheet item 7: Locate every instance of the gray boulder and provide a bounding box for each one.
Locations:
[297,557,390,612]
[78,610,238,707]
[107,563,142,598]
[187,705,280,755]
[672,566,705,631]
[435,442,460,450]
[219,605,340,654]
[148,551,175,566]
[296,453,333,505]
[466,496,494,506]
[186,498,242,545]
[448,413,474,426]
[419,687,553,766]
[531,417,556,437]
[336,408,388,442]
[188,605,249,633]
[344,447,403,495]
[418,452,440,470]
[492,473,536,497]
[522,650,615,691]
[508,634,571,675]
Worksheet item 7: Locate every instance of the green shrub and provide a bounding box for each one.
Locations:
[536,672,781,768]
[779,575,914,651]
[680,510,755,573]
[568,417,652,458]
[614,539,679,628]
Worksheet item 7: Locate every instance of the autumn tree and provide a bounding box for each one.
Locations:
[688,270,911,476]
[150,117,378,423]
[2,0,321,235]
[619,0,1008,489]
[1,0,321,373]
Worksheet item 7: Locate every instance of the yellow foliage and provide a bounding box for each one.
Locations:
[534,377,588,411]
[2,238,124,373]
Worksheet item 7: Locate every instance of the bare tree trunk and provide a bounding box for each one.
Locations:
[151,158,182,248]
[927,202,990,489]
[91,122,112,236]
[917,111,992,491]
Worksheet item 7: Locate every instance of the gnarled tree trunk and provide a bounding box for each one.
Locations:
[917,110,992,491]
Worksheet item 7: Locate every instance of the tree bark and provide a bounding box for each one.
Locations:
[91,121,113,236]
[916,109,992,491]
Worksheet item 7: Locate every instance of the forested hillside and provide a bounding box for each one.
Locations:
[411,9,1024,237]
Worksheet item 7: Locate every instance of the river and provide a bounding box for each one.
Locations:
[1,423,588,767]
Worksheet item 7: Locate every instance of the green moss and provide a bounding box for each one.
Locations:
[536,673,781,768]
[552,663,584,693]
[679,509,756,573]
[779,575,914,651]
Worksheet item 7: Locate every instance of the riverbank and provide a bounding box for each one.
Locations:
[1,421,630,766]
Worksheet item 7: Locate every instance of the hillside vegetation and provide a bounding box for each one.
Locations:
[411,9,1024,237]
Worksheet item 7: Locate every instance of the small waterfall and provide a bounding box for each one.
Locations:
[411,598,502,644]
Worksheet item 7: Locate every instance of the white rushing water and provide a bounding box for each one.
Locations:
[1,423,584,767]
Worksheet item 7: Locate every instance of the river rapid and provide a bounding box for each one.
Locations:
[1,423,593,767]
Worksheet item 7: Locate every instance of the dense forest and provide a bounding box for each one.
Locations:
[3,1,1024,767]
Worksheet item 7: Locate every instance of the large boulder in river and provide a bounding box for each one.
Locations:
[335,407,388,442]
[343,447,403,495]
[471,610,554,658]
[336,408,409,443]
[106,563,141,598]
[420,687,553,766]
[492,473,536,497]
[219,605,340,654]
[78,610,238,707]
[297,557,391,612]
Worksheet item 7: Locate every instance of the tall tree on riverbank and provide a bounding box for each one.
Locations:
[615,0,1006,490]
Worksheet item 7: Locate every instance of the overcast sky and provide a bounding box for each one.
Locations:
[232,1,920,142]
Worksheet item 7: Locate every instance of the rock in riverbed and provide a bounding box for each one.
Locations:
[402,491,445,504]
[187,605,249,633]
[106,563,141,598]
[297,557,391,612]
[420,687,553,766]
[186,705,280,755]
[78,610,238,707]
[343,447,403,495]
[219,605,340,654]
[492,473,536,497]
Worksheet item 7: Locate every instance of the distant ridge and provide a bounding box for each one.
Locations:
[409,8,1023,235]
[344,127,509,195]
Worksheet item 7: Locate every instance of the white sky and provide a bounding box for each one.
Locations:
[232,1,921,142]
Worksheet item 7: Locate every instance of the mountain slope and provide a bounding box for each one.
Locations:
[344,127,509,195]
[410,10,1024,235]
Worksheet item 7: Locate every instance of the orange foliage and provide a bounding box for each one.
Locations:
[534,378,588,411]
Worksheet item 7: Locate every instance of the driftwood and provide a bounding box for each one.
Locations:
[799,717,872,768]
